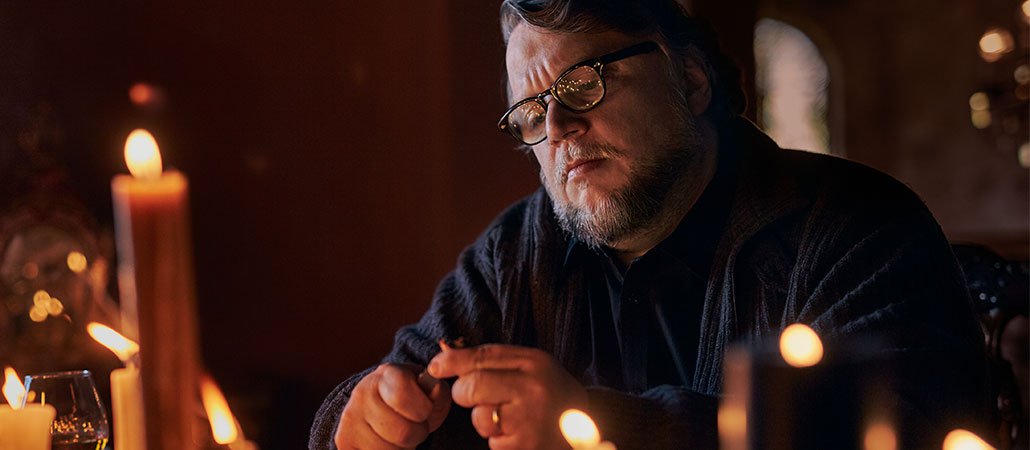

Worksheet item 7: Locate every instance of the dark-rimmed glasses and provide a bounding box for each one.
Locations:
[497,41,660,146]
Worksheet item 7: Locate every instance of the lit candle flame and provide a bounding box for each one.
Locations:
[124,129,163,179]
[87,322,140,364]
[942,429,995,450]
[200,374,240,445]
[779,323,823,368]
[560,409,601,447]
[3,366,26,409]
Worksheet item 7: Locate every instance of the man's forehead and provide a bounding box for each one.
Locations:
[505,24,645,93]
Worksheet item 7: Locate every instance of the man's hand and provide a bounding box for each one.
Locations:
[335,363,451,450]
[428,344,587,450]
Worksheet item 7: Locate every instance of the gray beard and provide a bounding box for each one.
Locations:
[545,121,702,251]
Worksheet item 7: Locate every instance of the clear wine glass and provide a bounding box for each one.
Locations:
[22,370,110,450]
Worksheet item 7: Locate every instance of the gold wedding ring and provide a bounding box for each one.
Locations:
[491,405,502,432]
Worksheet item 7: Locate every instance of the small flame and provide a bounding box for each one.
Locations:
[87,322,139,363]
[560,409,600,447]
[124,129,163,179]
[779,323,823,368]
[3,367,26,409]
[200,375,239,445]
[942,429,995,450]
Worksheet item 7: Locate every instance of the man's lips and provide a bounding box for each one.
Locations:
[564,158,605,180]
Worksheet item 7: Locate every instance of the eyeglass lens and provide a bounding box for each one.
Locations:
[507,65,605,145]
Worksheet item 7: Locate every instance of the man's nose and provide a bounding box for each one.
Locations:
[545,100,589,143]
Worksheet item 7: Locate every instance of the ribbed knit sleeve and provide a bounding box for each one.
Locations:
[309,199,528,450]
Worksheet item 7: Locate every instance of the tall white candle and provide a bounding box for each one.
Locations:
[111,129,200,450]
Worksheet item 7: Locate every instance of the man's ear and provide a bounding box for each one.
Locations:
[681,55,712,116]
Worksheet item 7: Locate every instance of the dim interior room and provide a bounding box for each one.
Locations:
[0,0,1026,448]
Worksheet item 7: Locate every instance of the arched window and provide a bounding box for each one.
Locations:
[754,18,831,154]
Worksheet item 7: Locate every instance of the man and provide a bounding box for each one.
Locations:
[310,1,988,449]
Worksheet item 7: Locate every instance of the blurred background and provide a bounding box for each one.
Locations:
[0,0,1026,448]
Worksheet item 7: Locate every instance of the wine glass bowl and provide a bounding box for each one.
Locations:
[23,370,110,450]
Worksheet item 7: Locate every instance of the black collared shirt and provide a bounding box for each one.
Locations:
[569,146,739,392]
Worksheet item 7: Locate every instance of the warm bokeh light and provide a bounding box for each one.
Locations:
[971,110,992,129]
[968,92,990,111]
[978,28,1014,62]
[864,421,897,450]
[200,375,240,445]
[87,322,140,363]
[44,298,64,316]
[779,323,823,367]
[942,429,995,450]
[129,82,155,106]
[66,251,88,273]
[29,305,47,322]
[124,129,163,179]
[1019,142,1030,168]
[32,290,50,306]
[3,367,26,409]
[21,263,38,279]
[1023,0,1030,22]
[559,409,601,447]
[718,403,747,439]
[1015,65,1029,85]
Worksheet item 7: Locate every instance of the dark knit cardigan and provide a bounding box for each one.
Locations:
[310,119,987,450]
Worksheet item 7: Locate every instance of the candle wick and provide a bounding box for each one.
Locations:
[126,352,141,369]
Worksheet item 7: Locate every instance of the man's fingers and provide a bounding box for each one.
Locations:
[470,404,504,438]
[378,364,434,422]
[336,376,407,450]
[450,369,522,407]
[426,379,452,432]
[336,417,407,450]
[428,344,536,378]
[366,378,430,448]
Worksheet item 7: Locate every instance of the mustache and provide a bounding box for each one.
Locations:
[553,143,622,184]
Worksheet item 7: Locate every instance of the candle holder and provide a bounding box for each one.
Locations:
[720,334,898,450]
[23,370,110,450]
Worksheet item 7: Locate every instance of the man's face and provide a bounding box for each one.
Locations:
[505,24,711,249]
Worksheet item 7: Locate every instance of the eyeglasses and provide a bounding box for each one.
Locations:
[497,41,660,146]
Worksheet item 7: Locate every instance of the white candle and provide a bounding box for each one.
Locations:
[88,323,146,450]
[110,367,145,450]
[0,367,56,450]
[0,404,57,450]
